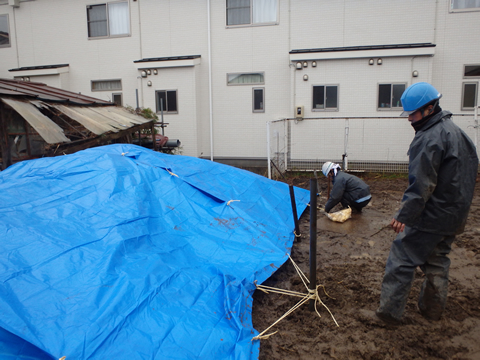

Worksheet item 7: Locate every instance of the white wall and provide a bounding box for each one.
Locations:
[1,0,479,163]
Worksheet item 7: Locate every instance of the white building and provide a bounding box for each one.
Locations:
[1,0,479,171]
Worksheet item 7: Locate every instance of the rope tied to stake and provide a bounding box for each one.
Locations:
[252,255,339,341]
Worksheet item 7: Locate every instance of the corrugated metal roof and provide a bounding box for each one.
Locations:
[0,78,113,105]
[1,98,71,144]
[1,80,155,146]
[51,104,152,135]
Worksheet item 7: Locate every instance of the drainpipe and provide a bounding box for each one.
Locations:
[207,0,214,161]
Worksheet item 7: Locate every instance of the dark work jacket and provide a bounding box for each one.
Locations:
[395,110,479,235]
[325,171,371,213]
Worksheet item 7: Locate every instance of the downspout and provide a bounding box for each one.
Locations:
[207,0,214,161]
[13,7,20,68]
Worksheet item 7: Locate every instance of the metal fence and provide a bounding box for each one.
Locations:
[267,111,479,179]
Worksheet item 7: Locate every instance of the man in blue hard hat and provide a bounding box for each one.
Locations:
[321,161,371,213]
[375,82,478,324]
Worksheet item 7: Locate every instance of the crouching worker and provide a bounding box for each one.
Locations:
[322,162,372,213]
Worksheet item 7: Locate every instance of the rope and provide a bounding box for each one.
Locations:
[252,256,339,341]
[166,169,178,177]
[293,230,301,238]
[227,200,240,206]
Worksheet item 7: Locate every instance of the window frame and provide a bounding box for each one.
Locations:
[86,1,131,39]
[0,14,10,48]
[450,0,480,13]
[252,87,265,113]
[311,84,339,112]
[463,64,480,79]
[461,82,478,110]
[377,83,406,110]
[155,90,178,114]
[226,0,279,27]
[91,79,122,92]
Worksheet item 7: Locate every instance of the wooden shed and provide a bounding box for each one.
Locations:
[0,79,160,170]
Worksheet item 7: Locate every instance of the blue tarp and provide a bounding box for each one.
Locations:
[0,144,309,360]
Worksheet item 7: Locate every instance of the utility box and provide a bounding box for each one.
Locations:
[295,105,304,120]
[9,0,20,7]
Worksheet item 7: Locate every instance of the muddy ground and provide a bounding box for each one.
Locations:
[252,173,480,360]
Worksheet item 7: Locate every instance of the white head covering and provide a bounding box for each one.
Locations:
[322,162,341,177]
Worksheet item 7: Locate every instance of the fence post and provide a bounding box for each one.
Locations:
[267,121,272,179]
[343,118,349,171]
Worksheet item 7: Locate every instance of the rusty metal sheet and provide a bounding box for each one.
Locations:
[53,104,117,135]
[2,98,70,144]
[97,106,151,125]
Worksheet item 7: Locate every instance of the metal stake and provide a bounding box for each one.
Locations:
[309,179,317,311]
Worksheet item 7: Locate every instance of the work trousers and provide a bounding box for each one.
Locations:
[340,197,371,212]
[377,226,455,321]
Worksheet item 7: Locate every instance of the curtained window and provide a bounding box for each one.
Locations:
[451,0,480,10]
[227,73,264,85]
[227,0,278,26]
[87,2,130,38]
[91,79,122,91]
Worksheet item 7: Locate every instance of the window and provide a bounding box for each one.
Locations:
[462,82,478,110]
[464,64,480,78]
[378,83,405,109]
[312,85,338,111]
[451,0,480,11]
[226,0,278,26]
[227,72,264,85]
[0,14,10,47]
[112,93,122,106]
[87,2,130,38]
[156,90,178,113]
[91,79,122,91]
[253,88,264,112]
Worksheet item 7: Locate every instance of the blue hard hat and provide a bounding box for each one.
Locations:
[400,82,442,116]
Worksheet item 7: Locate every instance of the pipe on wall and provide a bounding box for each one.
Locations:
[207,0,214,161]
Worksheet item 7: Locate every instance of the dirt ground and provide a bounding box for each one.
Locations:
[252,173,480,360]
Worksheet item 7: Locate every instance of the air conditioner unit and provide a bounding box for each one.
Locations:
[9,0,20,7]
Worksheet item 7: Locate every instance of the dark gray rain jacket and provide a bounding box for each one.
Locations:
[395,110,478,235]
[325,171,371,213]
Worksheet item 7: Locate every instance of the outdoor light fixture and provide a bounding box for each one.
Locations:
[24,77,30,81]
[147,81,152,86]
[153,69,158,75]
[303,61,308,68]
[296,62,302,70]
[412,70,419,77]
[369,59,374,65]
[147,69,152,75]
[377,58,383,65]
[141,70,147,78]
[312,61,317,67]
[303,74,309,81]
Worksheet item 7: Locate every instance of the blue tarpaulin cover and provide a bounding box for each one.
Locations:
[0,144,309,360]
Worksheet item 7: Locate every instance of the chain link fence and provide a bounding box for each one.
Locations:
[267,113,479,179]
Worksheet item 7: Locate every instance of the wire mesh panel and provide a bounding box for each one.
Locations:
[267,114,479,177]
[267,119,288,179]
